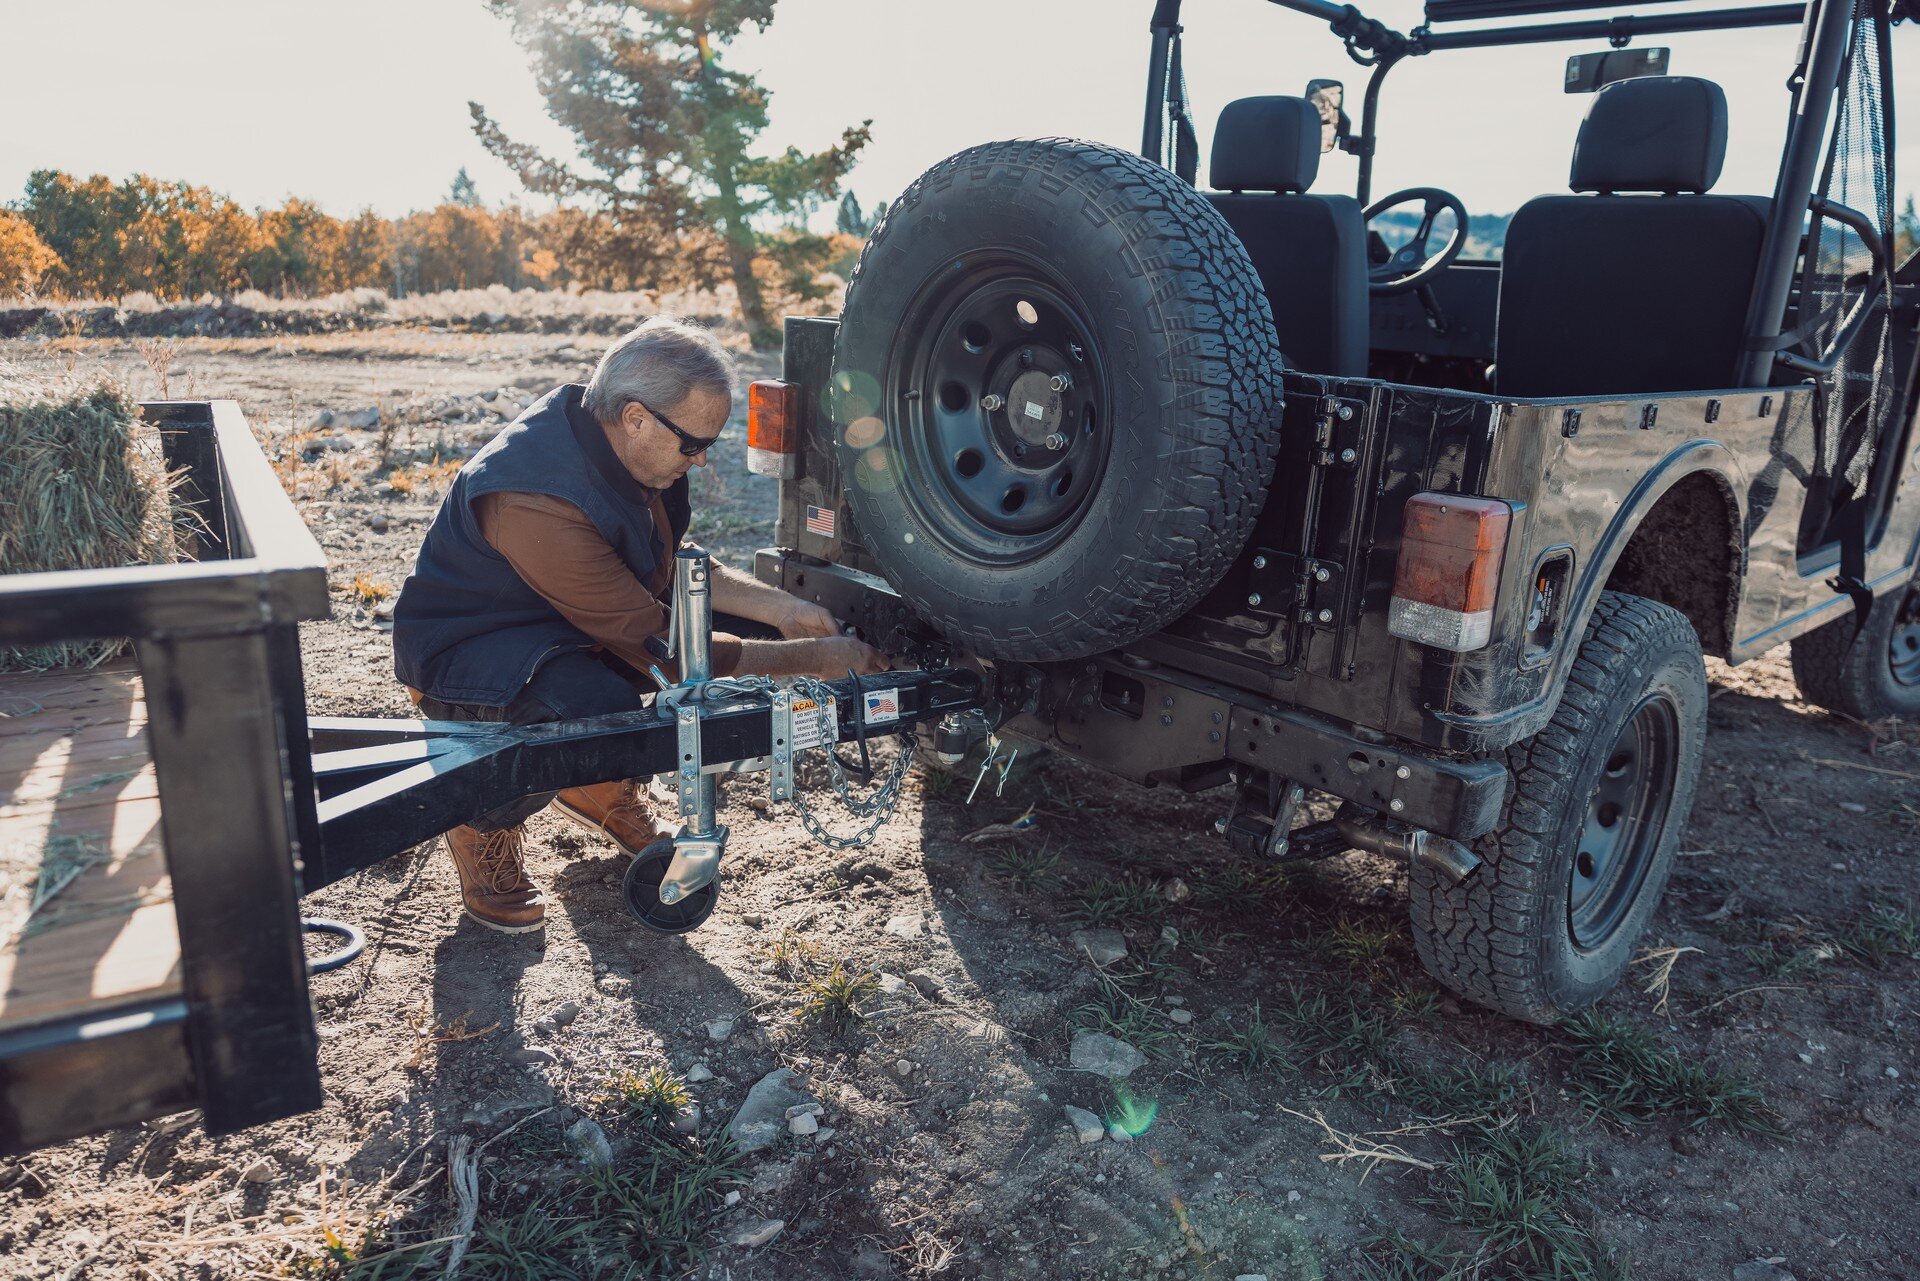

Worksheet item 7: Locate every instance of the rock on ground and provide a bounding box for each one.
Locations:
[1062,1105,1105,1144]
[1069,928,1128,966]
[1070,1030,1147,1079]
[728,1217,785,1248]
[566,1117,613,1168]
[726,1068,819,1155]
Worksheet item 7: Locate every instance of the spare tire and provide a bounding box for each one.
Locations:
[832,138,1285,663]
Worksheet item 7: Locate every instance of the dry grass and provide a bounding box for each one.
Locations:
[0,368,189,671]
[383,458,460,496]
[343,574,394,606]
[402,1005,498,1072]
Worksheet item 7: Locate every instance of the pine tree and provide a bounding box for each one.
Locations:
[835,190,865,236]
[449,167,481,207]
[471,0,868,343]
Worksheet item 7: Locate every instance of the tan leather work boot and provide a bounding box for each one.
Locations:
[552,779,675,858]
[444,823,545,933]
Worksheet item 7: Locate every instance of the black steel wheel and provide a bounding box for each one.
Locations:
[833,138,1286,662]
[1887,588,1920,687]
[1409,592,1707,1023]
[891,261,1112,564]
[1569,694,1680,951]
[1790,580,1920,719]
[622,837,717,934]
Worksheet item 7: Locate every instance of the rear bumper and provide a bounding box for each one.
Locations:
[755,549,1510,841]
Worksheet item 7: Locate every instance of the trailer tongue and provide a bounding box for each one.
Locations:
[308,546,983,933]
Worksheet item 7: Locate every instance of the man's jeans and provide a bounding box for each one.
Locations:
[418,613,779,832]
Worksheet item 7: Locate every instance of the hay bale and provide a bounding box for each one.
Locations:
[0,368,184,672]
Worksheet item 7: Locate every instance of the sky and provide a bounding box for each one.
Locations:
[1,0,1913,226]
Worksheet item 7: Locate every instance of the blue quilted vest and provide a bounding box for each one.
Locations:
[392,383,688,707]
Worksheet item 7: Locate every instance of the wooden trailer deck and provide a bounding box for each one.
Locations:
[0,663,180,1039]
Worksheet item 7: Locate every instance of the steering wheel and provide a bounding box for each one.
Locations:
[1362,187,1470,296]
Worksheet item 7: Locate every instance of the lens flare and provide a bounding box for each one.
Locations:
[829,368,881,422]
[1107,1083,1158,1138]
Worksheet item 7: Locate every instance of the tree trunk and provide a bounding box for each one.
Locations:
[711,156,772,346]
[725,229,770,342]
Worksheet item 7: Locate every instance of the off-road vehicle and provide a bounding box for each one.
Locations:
[749,0,1918,1021]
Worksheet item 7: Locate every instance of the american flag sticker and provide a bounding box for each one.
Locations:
[805,505,837,539]
[862,687,900,725]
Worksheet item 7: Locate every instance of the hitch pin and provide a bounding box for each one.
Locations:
[966,737,1019,803]
[966,735,1001,804]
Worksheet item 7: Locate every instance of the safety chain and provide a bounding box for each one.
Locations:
[781,674,916,850]
[692,672,917,850]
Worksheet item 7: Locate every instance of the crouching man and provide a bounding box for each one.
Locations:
[392,316,886,932]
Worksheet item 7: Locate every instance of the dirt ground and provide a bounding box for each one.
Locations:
[2,327,1915,1281]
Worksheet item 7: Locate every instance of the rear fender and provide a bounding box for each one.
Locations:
[1430,436,1747,746]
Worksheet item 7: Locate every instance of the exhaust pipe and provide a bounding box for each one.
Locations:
[1334,807,1482,885]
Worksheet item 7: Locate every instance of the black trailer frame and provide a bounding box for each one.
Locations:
[0,400,979,1154]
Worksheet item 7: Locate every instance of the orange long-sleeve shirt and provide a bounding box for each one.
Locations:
[473,489,743,681]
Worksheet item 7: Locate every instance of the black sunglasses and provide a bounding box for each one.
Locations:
[636,400,723,457]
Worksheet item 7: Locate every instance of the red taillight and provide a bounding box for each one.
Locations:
[747,379,799,479]
[1387,493,1512,652]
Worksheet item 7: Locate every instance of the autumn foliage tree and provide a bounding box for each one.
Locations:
[0,210,62,295]
[472,0,869,342]
[2,169,573,300]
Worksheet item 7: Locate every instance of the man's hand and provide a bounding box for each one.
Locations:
[806,635,891,677]
[775,597,842,640]
[733,634,890,680]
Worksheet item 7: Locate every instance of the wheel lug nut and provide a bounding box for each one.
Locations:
[1048,373,1072,392]
[1019,349,1034,367]
[980,394,1005,412]
[1044,432,1066,450]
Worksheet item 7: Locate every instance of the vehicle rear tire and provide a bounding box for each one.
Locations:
[1407,592,1707,1023]
[1788,581,1920,721]
[832,138,1286,662]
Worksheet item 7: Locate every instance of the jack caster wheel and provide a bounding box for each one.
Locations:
[622,836,718,933]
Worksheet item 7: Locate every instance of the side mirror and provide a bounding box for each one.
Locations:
[1564,48,1670,93]
[1306,79,1350,154]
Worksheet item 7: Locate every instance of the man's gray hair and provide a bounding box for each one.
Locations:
[582,315,736,423]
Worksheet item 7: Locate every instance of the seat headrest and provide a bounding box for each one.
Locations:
[1570,76,1729,195]
[1211,96,1321,194]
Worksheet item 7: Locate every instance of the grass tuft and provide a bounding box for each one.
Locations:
[1269,982,1401,1091]
[456,1200,596,1279]
[1831,900,1919,969]
[1074,995,1175,1057]
[1328,913,1403,971]
[765,927,821,980]
[600,1066,692,1127]
[1203,1004,1290,1076]
[1398,1061,1528,1120]
[1560,1010,1776,1133]
[578,1134,744,1276]
[992,843,1062,893]
[793,961,878,1030]
[1069,873,1165,926]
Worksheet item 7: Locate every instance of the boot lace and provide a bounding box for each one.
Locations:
[474,827,528,893]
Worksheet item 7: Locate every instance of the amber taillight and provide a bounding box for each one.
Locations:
[1386,493,1513,652]
[747,379,799,479]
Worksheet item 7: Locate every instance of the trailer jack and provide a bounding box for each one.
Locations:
[307,547,984,932]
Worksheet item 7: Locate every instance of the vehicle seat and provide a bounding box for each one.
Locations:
[1206,96,1369,378]
[1495,76,1770,398]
